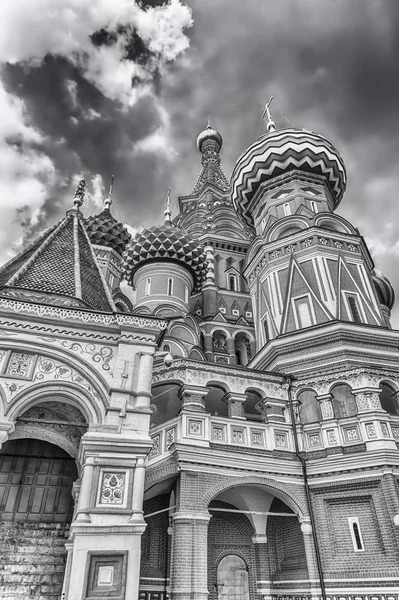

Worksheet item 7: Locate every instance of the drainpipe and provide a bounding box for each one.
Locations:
[284,374,327,600]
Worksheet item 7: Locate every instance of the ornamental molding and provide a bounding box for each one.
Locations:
[293,367,398,396]
[0,298,167,330]
[152,359,286,398]
[1,354,104,409]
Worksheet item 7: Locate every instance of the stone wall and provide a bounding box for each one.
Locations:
[0,522,69,599]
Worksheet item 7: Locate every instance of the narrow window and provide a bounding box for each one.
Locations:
[348,517,364,551]
[184,285,189,304]
[263,319,269,343]
[163,344,171,353]
[167,278,173,296]
[229,275,237,291]
[310,200,318,213]
[295,297,313,328]
[348,296,361,323]
[145,278,151,296]
[261,218,266,231]
[284,202,291,216]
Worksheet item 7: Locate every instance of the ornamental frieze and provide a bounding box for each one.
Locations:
[294,367,398,396]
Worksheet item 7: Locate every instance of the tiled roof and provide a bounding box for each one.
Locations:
[0,210,115,312]
[84,208,131,256]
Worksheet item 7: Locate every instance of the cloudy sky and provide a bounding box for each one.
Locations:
[1,0,399,323]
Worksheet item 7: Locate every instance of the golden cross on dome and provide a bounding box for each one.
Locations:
[164,187,172,224]
[261,96,276,132]
[104,175,114,210]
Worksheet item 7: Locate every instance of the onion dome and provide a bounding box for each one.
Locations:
[196,119,223,153]
[372,269,395,310]
[123,223,207,288]
[231,127,347,228]
[85,207,131,256]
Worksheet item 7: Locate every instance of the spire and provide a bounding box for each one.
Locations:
[73,178,86,210]
[164,188,172,224]
[261,96,276,133]
[104,175,114,211]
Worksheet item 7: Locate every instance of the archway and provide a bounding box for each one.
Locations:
[217,555,249,600]
[0,438,78,598]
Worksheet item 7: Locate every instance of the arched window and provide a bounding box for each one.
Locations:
[310,200,318,213]
[167,278,173,296]
[115,302,126,313]
[295,297,313,328]
[348,296,361,323]
[298,389,321,424]
[284,202,291,216]
[163,344,171,353]
[229,275,237,291]
[145,278,151,296]
[379,382,399,415]
[184,285,189,304]
[331,384,357,418]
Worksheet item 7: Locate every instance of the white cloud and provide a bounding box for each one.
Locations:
[0,81,56,263]
[0,0,193,106]
[134,96,178,160]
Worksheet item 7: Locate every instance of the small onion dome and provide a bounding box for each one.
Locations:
[123,223,207,288]
[85,208,131,256]
[372,269,395,310]
[231,127,347,228]
[196,123,223,153]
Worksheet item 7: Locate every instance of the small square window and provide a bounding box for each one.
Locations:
[232,309,239,316]
[245,311,253,318]
[219,307,226,314]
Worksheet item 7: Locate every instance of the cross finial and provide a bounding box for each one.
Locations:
[104,175,114,210]
[261,96,276,132]
[164,187,172,224]
[73,178,86,209]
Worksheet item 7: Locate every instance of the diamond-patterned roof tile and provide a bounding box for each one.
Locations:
[123,223,207,288]
[84,208,131,256]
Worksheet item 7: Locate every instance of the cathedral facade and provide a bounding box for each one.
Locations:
[0,111,398,600]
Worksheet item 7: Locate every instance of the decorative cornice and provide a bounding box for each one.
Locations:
[0,298,168,330]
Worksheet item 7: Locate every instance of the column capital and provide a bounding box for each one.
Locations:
[171,510,211,523]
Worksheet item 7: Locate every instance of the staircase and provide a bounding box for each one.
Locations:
[0,522,69,599]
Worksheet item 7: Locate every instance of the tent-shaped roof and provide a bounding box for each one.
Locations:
[0,208,115,312]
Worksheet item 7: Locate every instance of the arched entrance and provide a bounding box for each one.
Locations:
[217,555,249,600]
[0,439,78,597]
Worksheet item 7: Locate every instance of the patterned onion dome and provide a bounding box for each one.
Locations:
[123,223,207,287]
[372,269,395,310]
[197,124,223,152]
[85,208,131,256]
[231,127,347,227]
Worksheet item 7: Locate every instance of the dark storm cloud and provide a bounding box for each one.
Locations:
[3,0,399,320]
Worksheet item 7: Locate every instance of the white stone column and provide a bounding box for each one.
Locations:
[130,457,146,522]
[75,456,96,522]
[136,352,154,409]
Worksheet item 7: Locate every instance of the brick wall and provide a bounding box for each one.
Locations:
[141,495,170,582]
[208,500,256,600]
[267,497,308,581]
[0,522,68,599]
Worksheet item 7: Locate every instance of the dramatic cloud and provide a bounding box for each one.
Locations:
[0,0,192,105]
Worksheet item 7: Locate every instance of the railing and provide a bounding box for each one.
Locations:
[147,413,399,463]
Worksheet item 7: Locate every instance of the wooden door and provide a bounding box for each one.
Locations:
[0,439,77,522]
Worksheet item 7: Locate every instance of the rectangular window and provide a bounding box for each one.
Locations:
[348,517,365,552]
[167,278,173,296]
[145,278,151,296]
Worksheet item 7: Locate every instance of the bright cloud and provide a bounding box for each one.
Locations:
[0,81,56,263]
[0,0,193,106]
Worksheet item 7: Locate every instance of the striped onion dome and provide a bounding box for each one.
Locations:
[231,127,347,227]
[372,269,395,310]
[123,223,207,288]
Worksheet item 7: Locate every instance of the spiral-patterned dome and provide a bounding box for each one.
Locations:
[85,208,131,256]
[197,124,223,152]
[123,223,207,287]
[372,269,395,311]
[231,127,347,227]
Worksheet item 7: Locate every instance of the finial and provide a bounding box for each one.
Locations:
[261,96,276,132]
[73,178,86,209]
[104,175,114,210]
[164,188,172,224]
[206,115,212,129]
